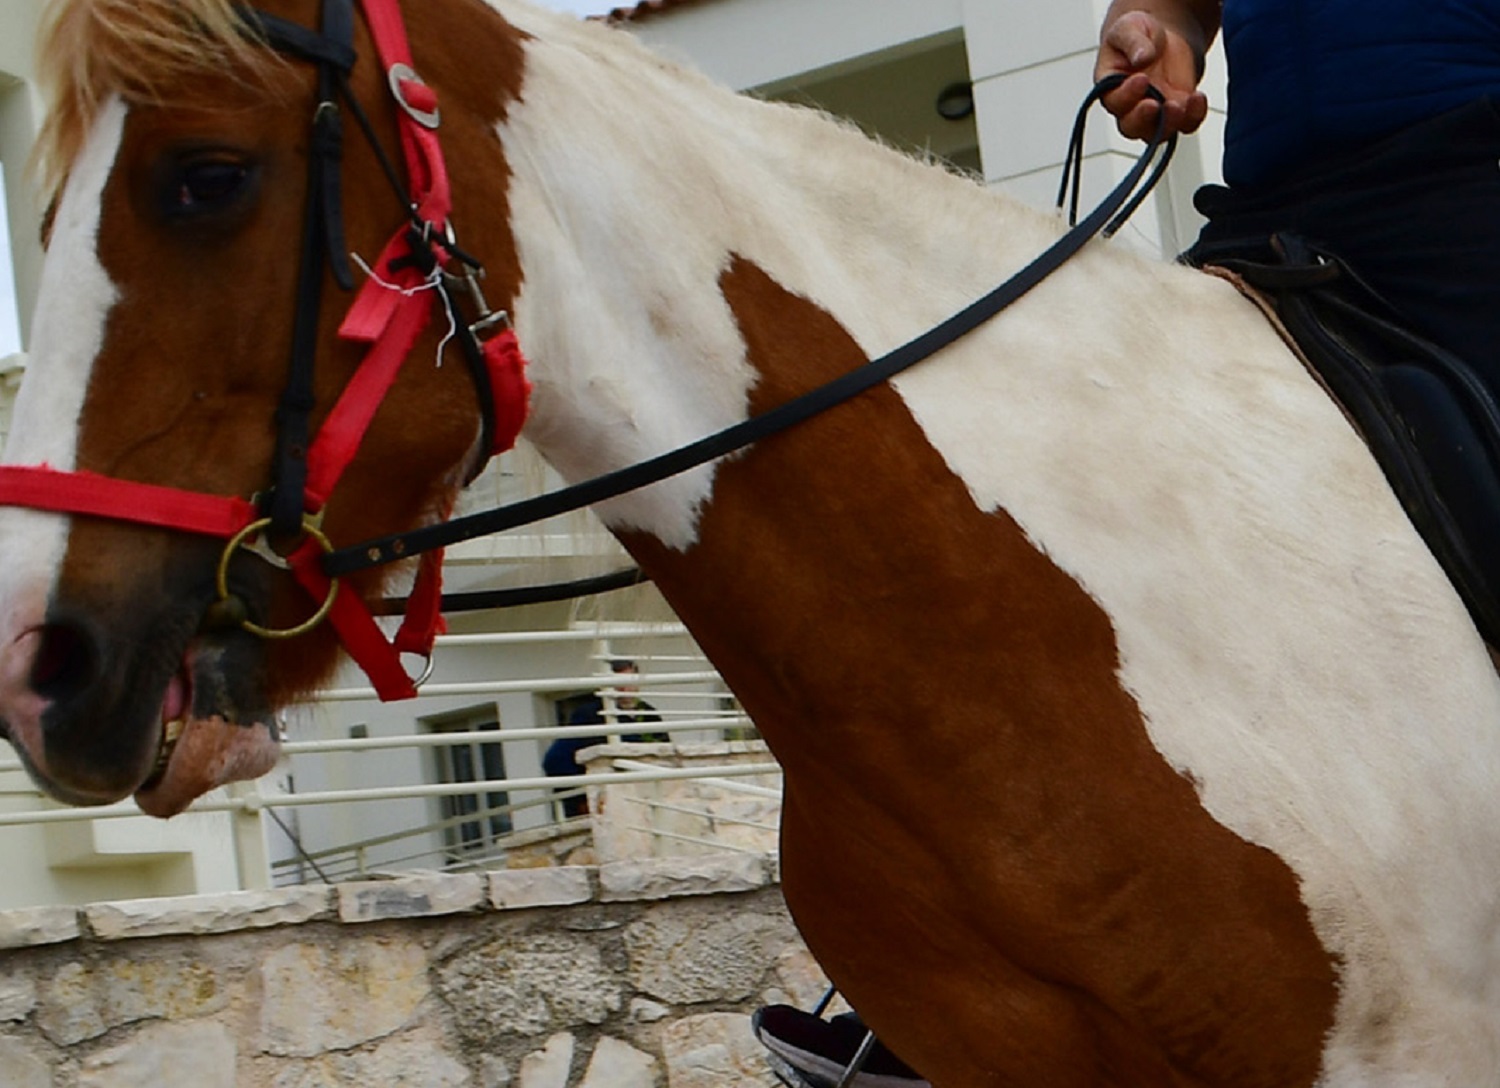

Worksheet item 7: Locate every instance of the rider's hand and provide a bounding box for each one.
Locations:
[1095,10,1210,140]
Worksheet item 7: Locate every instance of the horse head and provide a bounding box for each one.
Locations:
[0,0,526,815]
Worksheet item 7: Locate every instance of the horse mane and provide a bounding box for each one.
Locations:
[33,0,273,197]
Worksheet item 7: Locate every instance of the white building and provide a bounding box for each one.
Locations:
[0,0,1228,908]
[609,0,1227,255]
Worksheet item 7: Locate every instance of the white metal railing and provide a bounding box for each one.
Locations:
[270,788,590,883]
[603,757,783,858]
[0,622,783,897]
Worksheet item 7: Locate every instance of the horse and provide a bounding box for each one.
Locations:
[7,0,1500,1083]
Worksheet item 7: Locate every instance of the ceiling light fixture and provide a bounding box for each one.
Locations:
[936,82,975,122]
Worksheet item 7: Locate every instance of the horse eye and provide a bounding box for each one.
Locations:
[165,159,254,216]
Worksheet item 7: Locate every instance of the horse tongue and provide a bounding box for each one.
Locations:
[133,717,280,818]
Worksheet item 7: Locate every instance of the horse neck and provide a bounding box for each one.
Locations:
[490,1,1064,550]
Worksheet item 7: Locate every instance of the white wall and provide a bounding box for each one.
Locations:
[0,0,42,352]
[621,0,1229,258]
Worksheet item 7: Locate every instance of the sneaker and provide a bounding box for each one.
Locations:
[751,1005,930,1088]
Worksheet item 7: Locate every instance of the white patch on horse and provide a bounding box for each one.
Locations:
[0,97,125,622]
[495,2,761,550]
[492,4,1500,1077]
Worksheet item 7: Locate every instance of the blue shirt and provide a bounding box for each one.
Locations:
[1223,0,1500,187]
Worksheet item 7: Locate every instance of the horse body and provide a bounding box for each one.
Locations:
[7,0,1500,1081]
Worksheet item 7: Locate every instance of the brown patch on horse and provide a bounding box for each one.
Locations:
[623,257,1339,1086]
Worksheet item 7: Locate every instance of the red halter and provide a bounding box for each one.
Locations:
[0,0,531,701]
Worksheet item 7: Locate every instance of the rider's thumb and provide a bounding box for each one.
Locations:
[1103,11,1165,69]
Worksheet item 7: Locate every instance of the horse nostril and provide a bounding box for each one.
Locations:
[29,622,101,701]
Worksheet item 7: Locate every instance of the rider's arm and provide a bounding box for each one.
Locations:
[1095,0,1222,139]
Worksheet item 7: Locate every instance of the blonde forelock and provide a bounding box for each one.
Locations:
[33,0,276,197]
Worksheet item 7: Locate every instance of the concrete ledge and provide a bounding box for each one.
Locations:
[0,905,80,950]
[85,886,335,941]
[0,853,780,947]
[600,853,769,902]
[489,866,594,910]
[337,872,487,923]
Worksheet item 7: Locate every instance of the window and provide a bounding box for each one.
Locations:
[431,714,512,860]
[0,164,20,359]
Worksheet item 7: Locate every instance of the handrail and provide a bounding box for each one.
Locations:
[0,763,780,826]
[316,668,723,702]
[281,715,751,753]
[269,789,589,880]
[0,714,753,775]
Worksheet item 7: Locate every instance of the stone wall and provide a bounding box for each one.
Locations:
[0,854,833,1087]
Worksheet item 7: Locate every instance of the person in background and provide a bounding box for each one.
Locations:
[543,659,663,818]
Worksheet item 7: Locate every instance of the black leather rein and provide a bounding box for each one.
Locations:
[348,77,1174,596]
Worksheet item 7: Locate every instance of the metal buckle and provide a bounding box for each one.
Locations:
[405,652,437,690]
[216,516,340,640]
[388,63,441,129]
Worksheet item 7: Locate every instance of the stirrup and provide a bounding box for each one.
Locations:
[815,988,879,1088]
[757,987,880,1088]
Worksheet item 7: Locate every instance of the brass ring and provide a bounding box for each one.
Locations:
[216,517,340,640]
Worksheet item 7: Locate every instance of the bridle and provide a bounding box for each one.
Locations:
[0,0,1172,703]
[0,0,531,700]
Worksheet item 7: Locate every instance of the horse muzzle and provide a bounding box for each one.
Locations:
[0,604,281,817]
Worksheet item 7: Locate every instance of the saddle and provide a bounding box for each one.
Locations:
[1194,233,1500,647]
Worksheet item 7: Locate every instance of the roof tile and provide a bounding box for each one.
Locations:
[600,0,706,24]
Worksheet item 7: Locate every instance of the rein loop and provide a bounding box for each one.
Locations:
[325,76,1176,578]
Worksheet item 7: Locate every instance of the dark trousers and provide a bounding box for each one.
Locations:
[1191,98,1500,386]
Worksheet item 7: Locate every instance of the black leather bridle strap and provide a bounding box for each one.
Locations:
[323,80,1176,579]
[245,8,357,69]
[248,0,358,540]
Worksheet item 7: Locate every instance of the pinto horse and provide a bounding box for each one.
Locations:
[8,0,1500,1083]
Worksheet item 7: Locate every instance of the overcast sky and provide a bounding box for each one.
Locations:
[0,0,627,358]
[0,167,18,359]
[534,0,616,14]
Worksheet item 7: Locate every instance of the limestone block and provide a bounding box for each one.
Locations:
[86,886,333,940]
[767,945,832,1011]
[436,932,621,1042]
[34,962,104,1045]
[659,1013,780,1088]
[266,1027,470,1088]
[579,1036,659,1088]
[599,854,766,903]
[36,952,230,1046]
[0,906,80,950]
[480,1055,513,1088]
[630,997,670,1024]
[0,1035,51,1088]
[489,867,592,911]
[624,900,794,1004]
[78,1021,236,1088]
[518,1033,574,1088]
[0,973,37,1021]
[338,872,486,923]
[257,937,430,1057]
